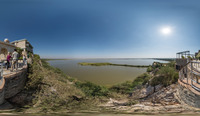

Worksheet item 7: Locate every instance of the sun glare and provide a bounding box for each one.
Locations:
[161,27,172,35]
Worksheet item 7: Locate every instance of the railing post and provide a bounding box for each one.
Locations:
[191,62,193,85]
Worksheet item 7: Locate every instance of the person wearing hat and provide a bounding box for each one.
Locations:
[6,52,11,70]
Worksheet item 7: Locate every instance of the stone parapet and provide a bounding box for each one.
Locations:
[0,77,5,104]
[4,67,27,99]
[0,66,27,105]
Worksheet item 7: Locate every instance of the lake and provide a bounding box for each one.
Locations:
[48,58,168,86]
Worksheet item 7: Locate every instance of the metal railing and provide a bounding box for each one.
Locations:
[0,59,27,77]
[179,60,200,92]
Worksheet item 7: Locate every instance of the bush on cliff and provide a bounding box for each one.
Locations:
[21,54,87,112]
[147,66,153,72]
[75,81,109,97]
[150,66,178,87]
[110,73,151,94]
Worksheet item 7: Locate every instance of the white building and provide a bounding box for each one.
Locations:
[0,38,33,61]
[11,39,33,53]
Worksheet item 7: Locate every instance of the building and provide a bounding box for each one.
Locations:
[0,38,33,61]
[195,50,200,59]
[0,39,17,61]
[11,39,33,53]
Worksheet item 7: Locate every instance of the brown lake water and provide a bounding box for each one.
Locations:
[48,58,168,86]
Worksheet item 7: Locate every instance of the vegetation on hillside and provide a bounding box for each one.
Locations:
[150,66,178,87]
[22,54,86,113]
[109,61,178,94]
[17,55,126,113]
[110,73,152,94]
[9,55,179,113]
[149,61,179,87]
[75,81,110,97]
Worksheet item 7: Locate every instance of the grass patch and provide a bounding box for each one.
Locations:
[75,81,110,97]
[22,54,87,113]
[110,73,152,94]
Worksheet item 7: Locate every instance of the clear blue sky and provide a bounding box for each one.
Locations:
[0,0,200,58]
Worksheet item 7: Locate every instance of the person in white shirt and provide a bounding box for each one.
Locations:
[11,49,19,71]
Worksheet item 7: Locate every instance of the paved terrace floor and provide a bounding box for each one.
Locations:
[3,67,24,75]
[1,61,26,77]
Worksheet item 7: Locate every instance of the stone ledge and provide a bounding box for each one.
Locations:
[0,66,27,105]
[3,67,27,79]
[0,78,5,93]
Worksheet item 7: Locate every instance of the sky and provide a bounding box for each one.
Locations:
[0,0,200,58]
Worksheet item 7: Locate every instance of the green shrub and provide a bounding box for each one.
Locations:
[150,66,178,87]
[133,73,151,86]
[147,66,153,72]
[152,62,163,69]
[26,54,44,90]
[110,73,151,94]
[167,61,176,67]
[110,81,133,94]
[75,81,110,96]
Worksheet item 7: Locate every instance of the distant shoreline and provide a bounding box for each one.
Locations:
[42,58,70,61]
[43,58,175,61]
[153,58,175,61]
[78,62,150,68]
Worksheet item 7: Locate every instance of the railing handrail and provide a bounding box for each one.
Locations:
[179,60,200,92]
[191,60,200,62]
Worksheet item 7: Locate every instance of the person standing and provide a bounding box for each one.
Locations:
[11,49,19,71]
[6,52,11,70]
[23,55,27,66]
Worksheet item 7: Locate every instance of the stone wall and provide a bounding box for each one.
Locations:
[0,77,5,104]
[4,68,27,99]
[178,84,200,108]
[0,67,27,105]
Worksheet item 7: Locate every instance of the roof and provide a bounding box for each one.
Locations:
[10,39,27,43]
[0,40,17,48]
[11,39,33,48]
[176,51,190,54]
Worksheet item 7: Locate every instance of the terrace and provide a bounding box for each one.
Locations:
[177,50,200,95]
[0,60,26,78]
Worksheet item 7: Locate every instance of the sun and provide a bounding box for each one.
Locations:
[161,27,172,35]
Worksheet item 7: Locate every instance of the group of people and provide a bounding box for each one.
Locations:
[6,49,27,72]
